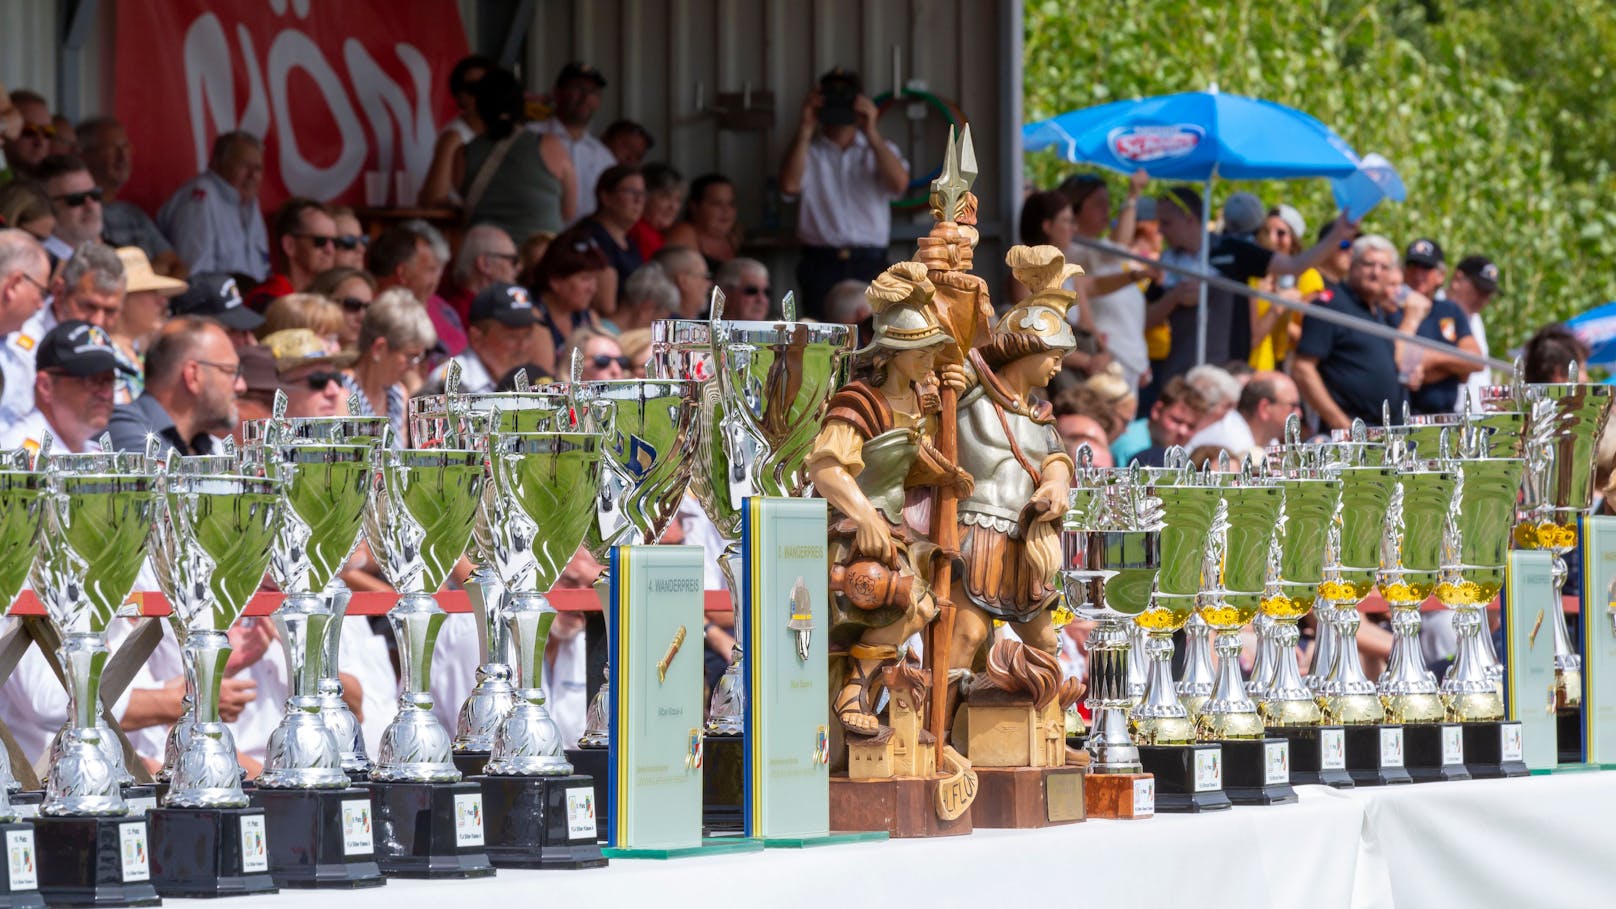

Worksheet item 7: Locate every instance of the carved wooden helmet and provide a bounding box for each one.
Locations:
[857,261,955,354]
[990,244,1083,354]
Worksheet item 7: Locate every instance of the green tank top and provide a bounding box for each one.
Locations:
[462,130,563,240]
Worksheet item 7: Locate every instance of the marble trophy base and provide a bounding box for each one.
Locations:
[702,735,744,834]
[1137,744,1233,812]
[1342,725,1412,786]
[451,751,490,779]
[0,821,44,909]
[564,747,610,839]
[1402,723,1471,783]
[250,787,384,889]
[1219,738,1298,805]
[828,775,974,837]
[1083,772,1154,820]
[366,780,494,879]
[469,774,607,870]
[1267,726,1355,788]
[969,766,1085,828]
[34,815,161,908]
[148,806,277,899]
[1461,721,1529,779]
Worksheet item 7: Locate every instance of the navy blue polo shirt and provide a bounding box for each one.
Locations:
[1407,298,1474,415]
[1294,282,1406,426]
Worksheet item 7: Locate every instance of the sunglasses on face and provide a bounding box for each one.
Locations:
[296,233,336,249]
[53,187,104,207]
[340,296,369,313]
[297,370,345,391]
[591,354,632,370]
[19,124,54,140]
[335,234,368,251]
[740,284,770,297]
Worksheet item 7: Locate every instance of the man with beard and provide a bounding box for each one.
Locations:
[531,63,616,224]
[106,315,243,455]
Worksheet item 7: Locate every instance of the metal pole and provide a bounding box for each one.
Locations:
[1195,176,1212,365]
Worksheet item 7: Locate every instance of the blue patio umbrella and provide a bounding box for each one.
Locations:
[1332,152,1407,221]
[1025,88,1365,364]
[1566,301,1616,369]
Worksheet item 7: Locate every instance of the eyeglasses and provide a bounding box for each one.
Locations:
[17,273,48,295]
[591,354,633,370]
[53,187,104,208]
[340,296,370,314]
[296,233,336,249]
[298,370,345,391]
[740,284,770,297]
[18,123,54,140]
[397,350,425,366]
[488,252,520,263]
[335,234,368,251]
[194,358,244,380]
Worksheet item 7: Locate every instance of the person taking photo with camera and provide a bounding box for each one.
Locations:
[779,67,910,320]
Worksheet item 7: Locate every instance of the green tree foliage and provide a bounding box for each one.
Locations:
[1024,0,1616,350]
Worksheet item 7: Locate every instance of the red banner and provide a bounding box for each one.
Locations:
[112,0,468,214]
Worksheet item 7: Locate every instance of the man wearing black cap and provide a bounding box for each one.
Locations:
[532,63,615,224]
[170,272,264,349]
[1449,254,1501,408]
[1405,277,1481,415]
[1402,237,1446,300]
[0,320,131,454]
[422,282,537,395]
[779,67,911,319]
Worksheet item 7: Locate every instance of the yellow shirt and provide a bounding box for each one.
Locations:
[1247,269,1325,370]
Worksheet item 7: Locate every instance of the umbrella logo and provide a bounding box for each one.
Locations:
[1108,124,1204,163]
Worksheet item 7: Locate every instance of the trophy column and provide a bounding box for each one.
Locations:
[0,465,47,909]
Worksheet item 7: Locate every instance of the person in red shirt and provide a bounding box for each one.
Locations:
[627,162,684,261]
[245,197,336,310]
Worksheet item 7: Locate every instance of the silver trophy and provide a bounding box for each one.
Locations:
[0,453,45,815]
[364,446,485,782]
[150,457,282,807]
[484,432,604,775]
[256,433,375,787]
[32,448,160,816]
[1062,465,1164,772]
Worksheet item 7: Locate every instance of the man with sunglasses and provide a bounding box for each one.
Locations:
[36,153,103,262]
[0,89,52,180]
[157,131,270,279]
[245,197,337,310]
[0,320,130,455]
[262,328,353,418]
[715,256,772,320]
[106,315,243,456]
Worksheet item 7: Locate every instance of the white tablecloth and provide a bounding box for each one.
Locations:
[166,772,1616,908]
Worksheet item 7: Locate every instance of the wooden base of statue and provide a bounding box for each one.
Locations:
[1082,772,1155,819]
[969,766,1084,827]
[827,775,973,839]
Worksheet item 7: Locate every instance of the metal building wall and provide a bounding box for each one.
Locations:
[524,0,1025,298]
[0,2,61,106]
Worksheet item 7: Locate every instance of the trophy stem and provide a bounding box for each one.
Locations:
[272,591,333,699]
[1129,629,1194,745]
[43,631,125,817]
[373,592,459,783]
[1176,614,1216,718]
[186,630,230,725]
[1085,616,1142,772]
[1443,605,1504,721]
[1248,614,1278,701]
[456,571,516,752]
[1260,619,1322,726]
[1125,623,1149,701]
[1196,627,1264,740]
[487,591,573,776]
[316,590,370,774]
[1548,552,1583,708]
[165,631,250,808]
[1318,602,1386,724]
[1309,606,1338,693]
[1379,604,1445,723]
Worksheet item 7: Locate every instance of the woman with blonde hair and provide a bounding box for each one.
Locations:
[341,287,438,443]
[307,267,377,350]
[257,293,347,352]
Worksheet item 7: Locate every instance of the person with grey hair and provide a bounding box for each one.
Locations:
[0,228,48,337]
[716,256,771,321]
[616,260,679,331]
[157,130,270,278]
[1183,363,1242,427]
[449,223,519,322]
[822,278,872,346]
[342,287,438,444]
[651,244,713,319]
[0,240,127,421]
[1292,233,1407,430]
[78,115,183,276]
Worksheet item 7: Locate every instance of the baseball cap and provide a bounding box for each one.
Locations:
[470,282,539,327]
[36,320,135,376]
[1221,192,1265,236]
[556,62,607,89]
[171,272,265,332]
[116,247,186,296]
[1404,238,1445,268]
[261,329,356,374]
[1456,255,1500,294]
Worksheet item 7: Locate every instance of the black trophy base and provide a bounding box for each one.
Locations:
[122,785,158,816]
[1220,738,1298,805]
[1557,710,1584,765]
[148,805,277,899]
[251,786,385,889]
[0,821,44,909]
[1461,721,1530,779]
[702,735,744,834]
[1136,744,1232,812]
[564,748,609,840]
[1403,723,1471,783]
[452,751,490,779]
[1343,724,1413,786]
[367,780,494,879]
[7,792,42,819]
[469,774,607,870]
[34,815,161,907]
[1268,725,1355,788]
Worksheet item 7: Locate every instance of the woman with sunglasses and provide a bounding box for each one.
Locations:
[1249,204,1315,371]
[558,326,631,381]
[526,228,610,375]
[342,288,437,445]
[308,266,377,351]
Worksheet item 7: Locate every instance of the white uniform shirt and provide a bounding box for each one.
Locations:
[0,407,73,456]
[156,170,270,280]
[793,132,906,249]
[1464,312,1490,410]
[530,119,616,224]
[1187,411,1259,457]
[339,616,398,759]
[0,305,57,422]
[425,349,496,396]
[227,625,288,762]
[427,612,481,735]
[0,617,137,764]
